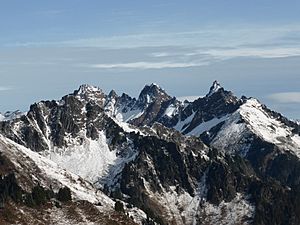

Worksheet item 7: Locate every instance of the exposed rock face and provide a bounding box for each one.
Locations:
[0,135,139,225]
[0,81,300,225]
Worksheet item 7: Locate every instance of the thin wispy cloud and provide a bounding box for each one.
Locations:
[268,92,300,103]
[202,47,300,60]
[7,25,299,47]
[88,61,208,70]
[6,25,300,60]
[150,52,172,57]
[0,86,13,91]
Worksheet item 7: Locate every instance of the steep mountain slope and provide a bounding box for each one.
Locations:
[103,81,243,137]
[0,82,300,225]
[104,83,180,127]
[201,98,300,156]
[0,85,141,188]
[0,134,140,225]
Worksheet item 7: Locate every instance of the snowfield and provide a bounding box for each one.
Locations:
[0,134,114,207]
[41,130,138,189]
[0,134,147,224]
[239,98,300,157]
[142,174,254,225]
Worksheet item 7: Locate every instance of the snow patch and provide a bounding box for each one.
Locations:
[114,108,144,122]
[0,110,25,121]
[1,135,114,207]
[200,193,254,225]
[46,131,117,183]
[186,115,228,136]
[163,104,178,118]
[177,96,202,102]
[210,111,250,155]
[207,80,222,97]
[240,98,300,157]
[142,176,254,225]
[174,112,196,131]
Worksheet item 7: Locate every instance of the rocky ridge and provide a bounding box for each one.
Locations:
[0,81,300,224]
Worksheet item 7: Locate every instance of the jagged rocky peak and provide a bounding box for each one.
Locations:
[120,92,134,101]
[137,83,171,105]
[108,89,118,99]
[76,84,102,93]
[0,110,24,121]
[202,80,240,106]
[206,80,224,97]
[74,84,106,106]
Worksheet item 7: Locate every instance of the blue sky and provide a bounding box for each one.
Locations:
[0,0,300,119]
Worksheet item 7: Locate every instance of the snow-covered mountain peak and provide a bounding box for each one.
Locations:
[207,80,223,97]
[1,82,300,224]
[237,98,300,156]
[74,84,106,105]
[77,84,102,94]
[137,83,171,106]
[149,82,160,88]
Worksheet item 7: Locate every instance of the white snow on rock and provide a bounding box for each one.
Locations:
[118,109,144,122]
[142,176,254,225]
[207,80,222,97]
[110,116,145,135]
[186,115,228,136]
[164,104,176,117]
[77,84,102,95]
[174,112,196,131]
[210,111,251,156]
[201,193,255,225]
[104,99,144,123]
[163,103,180,118]
[177,96,202,102]
[208,98,300,157]
[0,134,147,224]
[0,110,25,121]
[75,84,106,106]
[46,131,117,183]
[0,134,114,207]
[42,131,138,188]
[239,98,300,157]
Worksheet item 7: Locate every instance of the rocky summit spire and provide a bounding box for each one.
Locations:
[108,89,118,99]
[206,80,223,97]
[74,84,106,106]
[137,83,171,106]
[76,84,102,95]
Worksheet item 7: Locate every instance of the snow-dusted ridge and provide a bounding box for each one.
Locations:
[142,176,254,225]
[207,80,222,97]
[0,134,114,206]
[1,81,300,224]
[0,134,147,224]
[0,110,25,121]
[197,98,300,157]
[239,98,300,157]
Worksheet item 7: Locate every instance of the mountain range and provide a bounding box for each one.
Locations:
[0,81,300,225]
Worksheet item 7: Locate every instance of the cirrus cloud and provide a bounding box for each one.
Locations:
[0,86,13,91]
[88,61,208,70]
[267,92,300,103]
